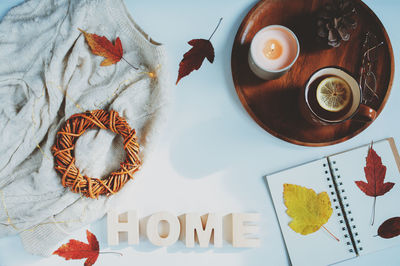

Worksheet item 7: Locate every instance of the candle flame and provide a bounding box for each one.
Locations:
[263,39,283,60]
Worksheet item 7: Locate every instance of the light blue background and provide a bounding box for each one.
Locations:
[0,0,399,265]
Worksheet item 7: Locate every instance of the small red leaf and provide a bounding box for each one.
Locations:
[176,39,215,84]
[53,230,99,266]
[378,217,400,239]
[355,144,395,197]
[355,143,395,225]
[175,18,222,85]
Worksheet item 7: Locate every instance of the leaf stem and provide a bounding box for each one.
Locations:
[208,18,223,41]
[121,57,139,70]
[99,251,123,256]
[371,196,376,226]
[322,225,340,242]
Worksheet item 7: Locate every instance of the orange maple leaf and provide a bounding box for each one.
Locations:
[79,28,123,66]
[53,230,99,266]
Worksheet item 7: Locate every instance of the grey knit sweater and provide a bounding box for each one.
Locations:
[0,0,169,256]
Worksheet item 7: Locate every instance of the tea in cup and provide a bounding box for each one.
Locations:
[300,67,376,125]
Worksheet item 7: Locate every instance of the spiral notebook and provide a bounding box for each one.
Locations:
[265,138,400,266]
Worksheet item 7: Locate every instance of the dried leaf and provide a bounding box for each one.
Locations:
[53,230,99,266]
[355,144,395,196]
[355,143,395,225]
[176,39,214,84]
[378,217,400,239]
[283,184,333,235]
[176,18,222,84]
[79,28,123,66]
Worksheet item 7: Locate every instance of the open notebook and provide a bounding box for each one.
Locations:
[265,138,400,266]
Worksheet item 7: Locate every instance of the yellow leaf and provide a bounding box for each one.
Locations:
[283,184,333,235]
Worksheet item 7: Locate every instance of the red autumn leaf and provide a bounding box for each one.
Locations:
[53,230,99,266]
[79,28,123,66]
[176,39,215,84]
[355,143,395,225]
[355,144,395,196]
[378,217,400,239]
[176,18,222,84]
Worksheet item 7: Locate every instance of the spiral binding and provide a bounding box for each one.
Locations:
[323,160,362,254]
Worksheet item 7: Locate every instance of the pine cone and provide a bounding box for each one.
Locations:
[317,0,357,48]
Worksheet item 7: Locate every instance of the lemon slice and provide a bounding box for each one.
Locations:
[316,77,351,112]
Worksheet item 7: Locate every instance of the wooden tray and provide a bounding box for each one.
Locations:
[231,0,394,146]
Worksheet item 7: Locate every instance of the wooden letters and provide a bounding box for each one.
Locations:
[146,211,180,247]
[107,211,260,248]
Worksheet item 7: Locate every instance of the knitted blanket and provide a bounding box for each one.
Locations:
[0,0,169,256]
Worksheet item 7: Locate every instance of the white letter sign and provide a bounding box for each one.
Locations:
[232,213,260,248]
[185,213,223,248]
[107,210,139,246]
[146,211,180,247]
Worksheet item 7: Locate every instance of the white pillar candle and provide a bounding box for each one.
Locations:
[249,25,300,80]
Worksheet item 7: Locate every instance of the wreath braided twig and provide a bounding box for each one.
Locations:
[51,109,141,198]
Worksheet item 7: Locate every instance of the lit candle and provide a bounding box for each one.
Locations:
[248,25,300,80]
[263,39,283,60]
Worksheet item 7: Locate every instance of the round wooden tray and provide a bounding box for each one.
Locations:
[231,0,394,146]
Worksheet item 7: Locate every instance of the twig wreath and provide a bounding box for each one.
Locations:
[52,110,141,198]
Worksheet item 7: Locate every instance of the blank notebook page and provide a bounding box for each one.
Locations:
[328,139,400,256]
[266,158,354,266]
